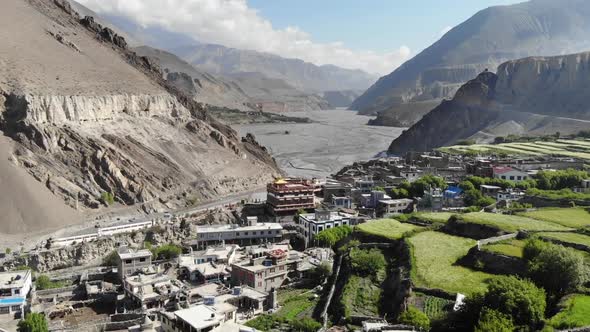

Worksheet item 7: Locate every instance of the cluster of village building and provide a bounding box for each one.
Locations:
[1,152,589,331]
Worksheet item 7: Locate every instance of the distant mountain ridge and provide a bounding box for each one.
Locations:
[170,44,378,93]
[352,0,590,123]
[388,51,590,154]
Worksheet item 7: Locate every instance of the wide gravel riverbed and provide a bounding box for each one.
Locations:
[236,110,405,178]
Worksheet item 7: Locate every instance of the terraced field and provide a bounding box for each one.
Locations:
[482,239,526,258]
[439,139,590,161]
[413,212,454,224]
[357,219,421,240]
[549,294,590,329]
[408,231,493,294]
[537,232,590,248]
[459,212,572,232]
[520,208,590,228]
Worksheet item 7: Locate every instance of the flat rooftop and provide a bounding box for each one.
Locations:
[117,247,152,260]
[0,270,31,290]
[197,223,283,234]
[175,304,236,330]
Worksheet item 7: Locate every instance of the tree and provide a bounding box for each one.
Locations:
[5,248,11,255]
[398,306,430,331]
[311,261,332,281]
[475,308,514,332]
[18,313,48,332]
[100,192,115,205]
[102,250,119,267]
[349,248,386,277]
[525,240,588,296]
[483,276,546,328]
[35,275,53,290]
[314,226,353,248]
[152,243,182,260]
[290,318,321,332]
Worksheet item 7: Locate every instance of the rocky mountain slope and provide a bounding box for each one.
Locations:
[321,90,363,108]
[170,44,378,93]
[134,46,331,113]
[388,52,590,154]
[352,0,590,124]
[0,0,280,235]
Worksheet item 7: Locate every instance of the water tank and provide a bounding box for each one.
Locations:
[204,296,215,305]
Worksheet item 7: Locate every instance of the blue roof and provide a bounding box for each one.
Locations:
[444,186,463,198]
[0,297,25,305]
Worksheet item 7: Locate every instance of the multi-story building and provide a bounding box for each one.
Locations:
[160,302,237,332]
[0,270,32,315]
[124,273,178,310]
[378,198,414,215]
[331,196,353,209]
[493,166,530,182]
[267,178,316,214]
[354,177,375,194]
[231,246,302,293]
[116,246,153,280]
[298,211,354,246]
[323,179,353,201]
[190,222,283,249]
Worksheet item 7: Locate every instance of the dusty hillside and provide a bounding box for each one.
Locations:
[0,0,280,235]
[352,0,590,123]
[388,52,590,154]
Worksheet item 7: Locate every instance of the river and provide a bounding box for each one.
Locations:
[236,109,405,178]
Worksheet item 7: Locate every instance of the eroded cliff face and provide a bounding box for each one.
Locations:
[387,53,590,154]
[0,0,280,234]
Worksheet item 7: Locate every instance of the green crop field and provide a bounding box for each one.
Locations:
[482,239,526,258]
[537,232,590,248]
[439,139,590,161]
[357,218,421,240]
[549,294,590,329]
[459,212,571,232]
[275,288,318,321]
[341,275,382,318]
[519,208,590,229]
[414,212,454,224]
[422,296,454,320]
[408,231,493,294]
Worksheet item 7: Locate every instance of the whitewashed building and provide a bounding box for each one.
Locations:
[0,270,32,315]
[298,211,354,245]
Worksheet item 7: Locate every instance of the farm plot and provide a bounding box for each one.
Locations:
[408,231,493,294]
[537,232,590,248]
[482,239,526,258]
[357,219,421,240]
[549,294,590,329]
[520,208,590,229]
[459,212,571,232]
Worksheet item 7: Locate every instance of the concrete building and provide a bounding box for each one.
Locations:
[160,302,237,332]
[179,245,239,283]
[480,185,502,197]
[231,245,302,293]
[360,191,391,209]
[323,179,353,201]
[191,222,283,249]
[331,196,353,209]
[574,179,590,193]
[267,178,316,214]
[53,219,155,247]
[497,190,525,202]
[117,246,153,280]
[378,198,414,215]
[354,177,375,194]
[298,211,354,245]
[0,270,32,315]
[493,166,530,182]
[124,273,178,310]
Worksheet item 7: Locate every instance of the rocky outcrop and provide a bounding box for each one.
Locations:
[352,0,590,124]
[388,52,590,154]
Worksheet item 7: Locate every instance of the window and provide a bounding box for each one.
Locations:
[270,268,275,273]
[244,232,249,235]
[0,307,9,314]
[501,176,506,180]
[279,266,284,271]
[139,258,146,262]
[13,290,19,295]
[510,176,515,180]
[517,176,522,180]
[11,306,21,312]
[236,232,240,236]
[125,260,132,264]
[268,231,272,235]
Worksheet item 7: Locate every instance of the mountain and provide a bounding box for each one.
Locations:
[388,52,590,154]
[0,0,279,235]
[321,90,363,108]
[352,0,590,125]
[168,44,378,93]
[133,46,331,113]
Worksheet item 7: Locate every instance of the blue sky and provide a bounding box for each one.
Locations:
[81,0,525,74]
[249,0,523,52]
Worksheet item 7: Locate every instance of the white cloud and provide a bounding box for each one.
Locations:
[76,0,410,75]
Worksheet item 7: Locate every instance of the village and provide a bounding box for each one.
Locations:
[1,149,589,332]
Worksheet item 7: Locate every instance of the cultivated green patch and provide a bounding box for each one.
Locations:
[549,294,590,329]
[482,239,526,258]
[356,218,421,240]
[413,212,454,224]
[520,208,590,229]
[537,232,590,248]
[460,212,571,232]
[408,231,493,294]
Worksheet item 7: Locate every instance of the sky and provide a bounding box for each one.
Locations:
[78,0,523,75]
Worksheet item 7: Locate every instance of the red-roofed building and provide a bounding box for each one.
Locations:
[492,166,529,182]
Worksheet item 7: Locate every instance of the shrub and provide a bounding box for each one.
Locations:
[5,248,11,255]
[102,250,118,267]
[35,275,67,290]
[290,318,321,332]
[349,248,385,277]
[310,261,332,281]
[483,276,546,328]
[475,308,514,332]
[18,313,48,332]
[314,225,353,248]
[398,306,430,331]
[100,192,115,205]
[152,243,182,260]
[525,240,588,296]
[245,314,278,331]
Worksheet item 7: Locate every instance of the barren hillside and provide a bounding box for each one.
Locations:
[0,0,280,235]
